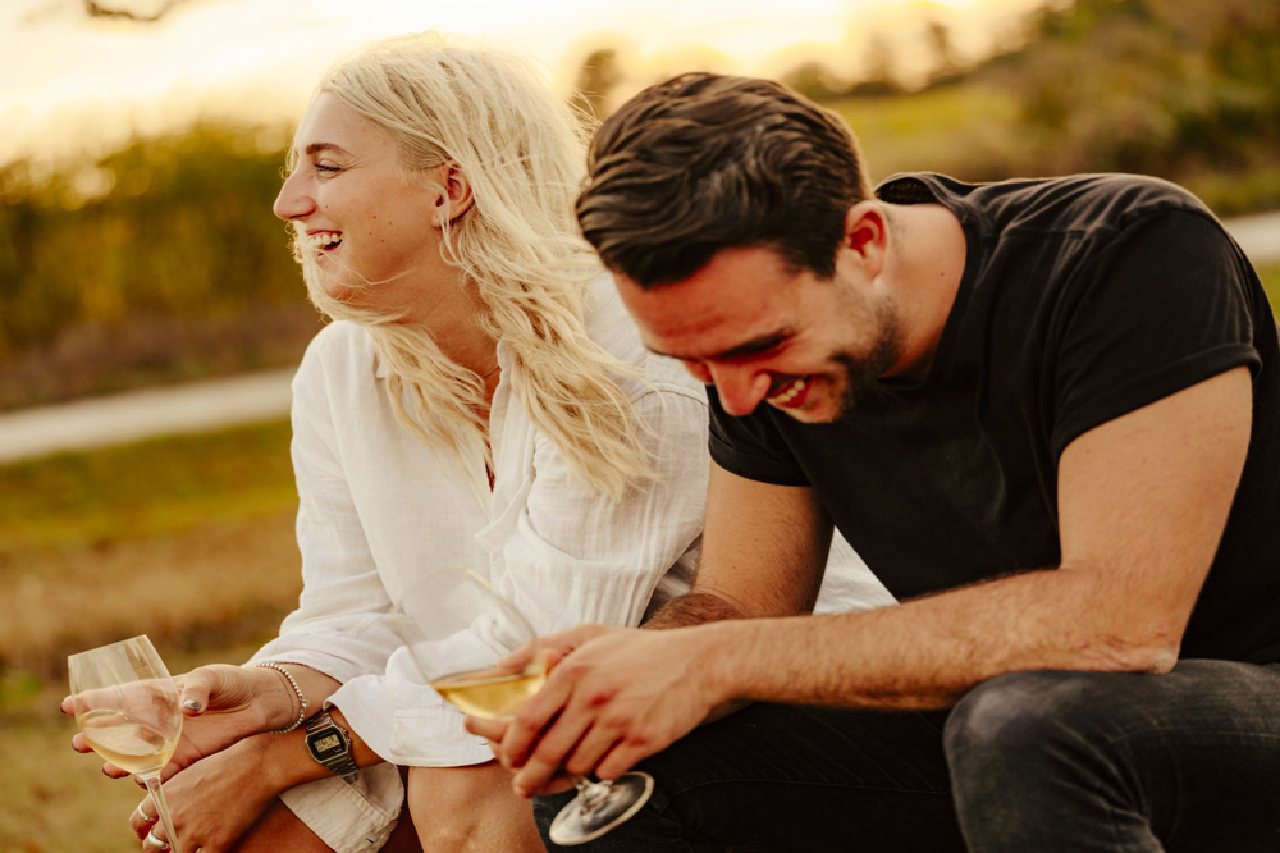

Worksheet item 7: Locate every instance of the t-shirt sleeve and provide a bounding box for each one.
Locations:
[1049,209,1261,458]
[707,385,811,486]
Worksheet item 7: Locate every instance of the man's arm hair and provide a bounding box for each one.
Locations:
[644,590,745,630]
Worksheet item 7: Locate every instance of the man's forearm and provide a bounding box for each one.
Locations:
[693,564,1184,711]
[643,591,752,720]
[643,590,746,629]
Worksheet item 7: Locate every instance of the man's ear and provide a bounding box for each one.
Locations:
[841,202,887,276]
[430,163,475,227]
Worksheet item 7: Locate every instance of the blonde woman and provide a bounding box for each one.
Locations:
[68,32,891,853]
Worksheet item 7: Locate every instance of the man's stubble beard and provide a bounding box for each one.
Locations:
[833,295,904,422]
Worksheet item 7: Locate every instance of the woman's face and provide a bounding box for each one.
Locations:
[273,93,443,309]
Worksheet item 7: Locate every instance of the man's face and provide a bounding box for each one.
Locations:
[615,245,901,423]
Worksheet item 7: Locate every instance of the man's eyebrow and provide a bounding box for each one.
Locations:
[647,330,793,362]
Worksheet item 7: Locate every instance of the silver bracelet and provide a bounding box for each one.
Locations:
[250,662,309,734]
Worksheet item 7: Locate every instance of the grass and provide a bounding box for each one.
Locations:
[0,418,295,555]
[0,424,302,850]
[0,418,301,684]
[3,641,264,853]
[829,83,1027,183]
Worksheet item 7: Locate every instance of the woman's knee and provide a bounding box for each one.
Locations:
[406,763,540,852]
[231,798,333,853]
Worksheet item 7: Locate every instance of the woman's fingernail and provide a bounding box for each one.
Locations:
[182,699,201,712]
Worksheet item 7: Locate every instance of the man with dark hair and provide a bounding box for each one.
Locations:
[471,72,1280,851]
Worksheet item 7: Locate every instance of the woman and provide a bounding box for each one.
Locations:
[68,32,892,853]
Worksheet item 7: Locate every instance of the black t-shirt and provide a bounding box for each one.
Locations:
[709,172,1280,664]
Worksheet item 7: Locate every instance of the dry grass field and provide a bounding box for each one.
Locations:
[0,421,301,852]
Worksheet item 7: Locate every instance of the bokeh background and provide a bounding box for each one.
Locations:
[2,1,1277,850]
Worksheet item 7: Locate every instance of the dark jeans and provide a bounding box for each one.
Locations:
[533,660,1280,852]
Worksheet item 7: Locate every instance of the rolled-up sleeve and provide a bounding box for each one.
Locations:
[248,342,401,685]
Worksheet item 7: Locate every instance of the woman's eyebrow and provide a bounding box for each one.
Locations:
[303,142,351,157]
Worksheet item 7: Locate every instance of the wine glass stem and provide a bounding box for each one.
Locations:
[141,773,183,853]
[575,776,611,808]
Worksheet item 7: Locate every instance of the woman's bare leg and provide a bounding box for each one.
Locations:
[406,762,542,852]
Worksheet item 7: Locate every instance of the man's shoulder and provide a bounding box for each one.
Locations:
[880,172,1212,238]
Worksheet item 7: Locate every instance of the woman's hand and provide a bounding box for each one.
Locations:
[128,735,281,852]
[65,664,295,781]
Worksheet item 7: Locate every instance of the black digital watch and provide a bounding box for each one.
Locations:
[303,708,359,779]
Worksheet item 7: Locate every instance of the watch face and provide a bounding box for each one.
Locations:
[307,726,348,761]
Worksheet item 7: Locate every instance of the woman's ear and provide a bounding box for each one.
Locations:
[430,163,475,227]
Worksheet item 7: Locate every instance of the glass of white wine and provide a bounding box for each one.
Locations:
[393,569,654,846]
[66,635,184,853]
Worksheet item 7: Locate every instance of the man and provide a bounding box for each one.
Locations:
[470,72,1280,851]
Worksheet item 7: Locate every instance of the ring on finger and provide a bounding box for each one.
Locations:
[132,803,153,824]
[142,829,169,851]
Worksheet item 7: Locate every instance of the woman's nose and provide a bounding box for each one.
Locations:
[273,171,314,221]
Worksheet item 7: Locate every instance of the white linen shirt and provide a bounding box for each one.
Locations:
[250,275,892,767]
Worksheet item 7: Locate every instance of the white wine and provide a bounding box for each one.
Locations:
[79,709,179,774]
[431,667,546,719]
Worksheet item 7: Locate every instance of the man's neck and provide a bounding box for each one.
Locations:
[883,203,967,379]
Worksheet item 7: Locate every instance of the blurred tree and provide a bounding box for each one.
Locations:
[21,0,202,23]
[83,0,192,20]
[848,30,903,96]
[781,60,852,102]
[573,47,624,119]
[923,18,964,86]
[1011,0,1280,176]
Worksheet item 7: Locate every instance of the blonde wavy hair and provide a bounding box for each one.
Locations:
[290,33,651,499]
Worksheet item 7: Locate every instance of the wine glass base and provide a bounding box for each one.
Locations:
[548,771,655,846]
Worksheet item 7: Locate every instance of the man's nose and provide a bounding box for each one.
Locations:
[706,363,771,416]
[273,171,314,221]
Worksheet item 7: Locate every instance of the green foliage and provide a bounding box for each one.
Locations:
[0,123,318,410]
[1009,0,1280,179]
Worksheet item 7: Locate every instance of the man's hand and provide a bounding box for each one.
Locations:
[64,664,289,782]
[496,623,616,676]
[487,625,726,797]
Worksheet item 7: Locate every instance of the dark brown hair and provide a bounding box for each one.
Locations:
[576,72,872,287]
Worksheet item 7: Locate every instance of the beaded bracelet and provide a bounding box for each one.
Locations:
[250,662,309,734]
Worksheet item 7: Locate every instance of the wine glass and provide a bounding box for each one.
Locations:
[66,635,185,853]
[392,569,654,846]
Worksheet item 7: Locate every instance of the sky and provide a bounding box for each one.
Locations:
[0,0,1047,167]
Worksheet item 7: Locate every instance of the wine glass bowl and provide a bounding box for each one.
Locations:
[67,635,185,853]
[392,568,545,718]
[392,569,655,845]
